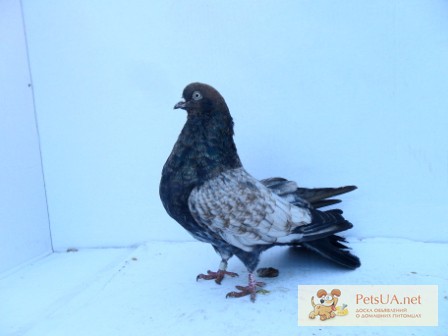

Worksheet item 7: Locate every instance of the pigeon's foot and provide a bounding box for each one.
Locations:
[226,273,268,302]
[196,269,239,285]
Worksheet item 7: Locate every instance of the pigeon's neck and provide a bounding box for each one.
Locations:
[182,113,242,182]
[160,108,242,227]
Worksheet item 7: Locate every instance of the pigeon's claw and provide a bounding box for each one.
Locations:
[196,269,239,285]
[226,273,267,302]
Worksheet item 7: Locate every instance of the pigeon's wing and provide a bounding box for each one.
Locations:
[188,168,312,252]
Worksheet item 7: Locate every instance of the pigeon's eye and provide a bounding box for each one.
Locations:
[192,91,203,101]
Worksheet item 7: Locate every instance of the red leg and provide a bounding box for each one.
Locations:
[196,260,238,284]
[196,269,238,284]
[226,273,267,302]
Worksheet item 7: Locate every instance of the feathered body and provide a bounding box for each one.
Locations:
[160,83,360,301]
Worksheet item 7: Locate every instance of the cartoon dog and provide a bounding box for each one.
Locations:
[309,289,341,321]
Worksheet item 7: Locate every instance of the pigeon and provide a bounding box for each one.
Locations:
[159,82,360,302]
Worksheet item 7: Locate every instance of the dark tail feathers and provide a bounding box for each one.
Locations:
[295,186,357,208]
[261,177,357,209]
[262,177,360,269]
[293,209,353,242]
[302,235,361,269]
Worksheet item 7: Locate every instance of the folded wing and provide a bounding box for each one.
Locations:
[188,168,312,252]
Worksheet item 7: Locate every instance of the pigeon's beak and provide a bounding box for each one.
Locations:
[174,99,187,110]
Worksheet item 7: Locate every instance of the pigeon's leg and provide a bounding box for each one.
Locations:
[226,272,267,302]
[196,249,238,285]
[196,260,238,284]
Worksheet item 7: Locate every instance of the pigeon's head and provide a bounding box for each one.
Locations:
[174,82,229,118]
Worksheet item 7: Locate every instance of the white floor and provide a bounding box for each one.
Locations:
[1,239,447,336]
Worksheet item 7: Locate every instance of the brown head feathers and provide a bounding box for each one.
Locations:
[174,82,229,117]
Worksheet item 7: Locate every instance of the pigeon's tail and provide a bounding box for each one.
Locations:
[281,209,360,269]
[263,177,360,269]
[295,186,357,208]
[302,235,361,269]
[261,177,357,209]
[294,209,353,243]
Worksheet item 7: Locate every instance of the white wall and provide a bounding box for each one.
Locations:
[21,0,448,250]
[0,0,52,273]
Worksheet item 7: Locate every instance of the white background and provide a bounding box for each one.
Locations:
[1,2,447,335]
[0,0,51,273]
[2,0,448,267]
